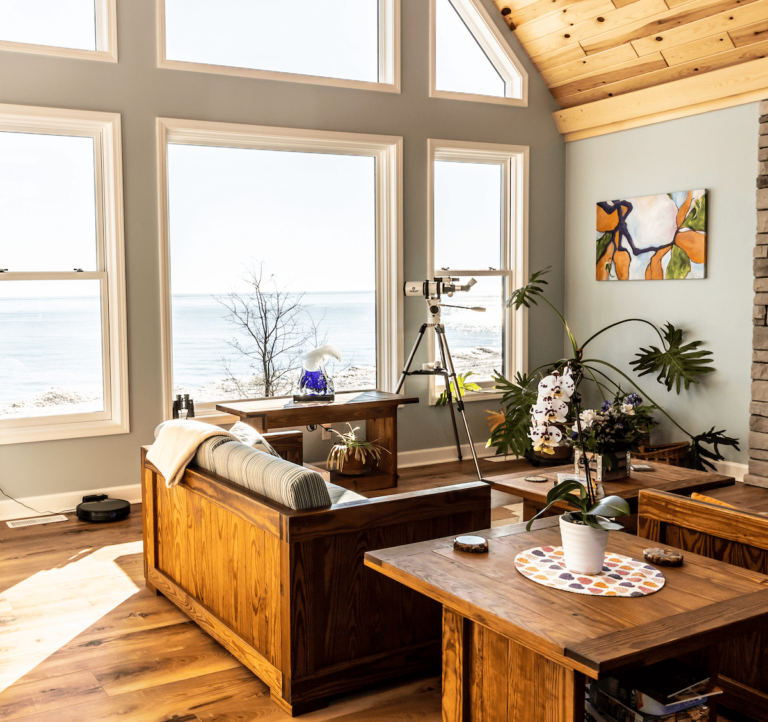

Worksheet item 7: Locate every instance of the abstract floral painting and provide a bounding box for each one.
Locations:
[596,190,706,281]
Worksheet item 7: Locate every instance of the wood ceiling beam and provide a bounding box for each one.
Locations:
[553,55,768,139]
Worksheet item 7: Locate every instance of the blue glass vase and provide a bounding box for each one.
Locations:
[294,367,335,402]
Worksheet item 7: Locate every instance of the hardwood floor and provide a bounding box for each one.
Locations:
[0,457,743,721]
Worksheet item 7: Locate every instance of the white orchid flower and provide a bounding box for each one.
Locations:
[532,399,568,425]
[529,424,562,455]
[537,369,575,401]
[578,409,603,429]
[620,404,636,415]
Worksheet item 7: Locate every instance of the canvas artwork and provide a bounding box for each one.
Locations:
[596,190,707,281]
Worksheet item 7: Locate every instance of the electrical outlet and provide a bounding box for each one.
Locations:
[321,426,332,440]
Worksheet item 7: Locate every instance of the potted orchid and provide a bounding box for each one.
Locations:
[572,391,658,481]
[526,364,631,574]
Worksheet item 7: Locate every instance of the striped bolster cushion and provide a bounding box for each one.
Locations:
[194,438,331,510]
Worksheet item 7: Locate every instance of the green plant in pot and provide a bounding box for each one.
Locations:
[526,480,631,575]
[488,268,739,471]
[327,423,389,476]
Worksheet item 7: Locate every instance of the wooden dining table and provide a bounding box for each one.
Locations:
[365,517,768,722]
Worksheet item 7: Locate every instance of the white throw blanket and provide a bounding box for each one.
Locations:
[147,419,238,488]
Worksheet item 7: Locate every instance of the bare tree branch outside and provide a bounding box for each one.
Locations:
[214,264,316,397]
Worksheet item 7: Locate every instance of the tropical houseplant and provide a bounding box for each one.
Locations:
[327,423,389,476]
[488,268,739,472]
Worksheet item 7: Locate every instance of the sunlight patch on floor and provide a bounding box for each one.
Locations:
[0,540,142,691]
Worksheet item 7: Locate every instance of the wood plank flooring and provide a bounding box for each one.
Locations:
[0,457,744,721]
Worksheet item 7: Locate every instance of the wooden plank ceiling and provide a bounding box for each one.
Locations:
[490,0,768,111]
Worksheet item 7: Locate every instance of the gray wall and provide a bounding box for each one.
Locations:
[0,0,565,498]
[565,103,757,464]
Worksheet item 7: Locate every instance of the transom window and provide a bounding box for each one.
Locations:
[0,105,128,444]
[0,0,117,61]
[159,0,400,92]
[158,119,402,420]
[428,139,528,401]
[431,0,526,105]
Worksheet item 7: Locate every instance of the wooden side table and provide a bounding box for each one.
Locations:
[217,390,419,492]
[486,462,735,533]
[365,518,768,722]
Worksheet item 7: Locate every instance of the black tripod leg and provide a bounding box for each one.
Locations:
[395,324,428,394]
[436,337,463,461]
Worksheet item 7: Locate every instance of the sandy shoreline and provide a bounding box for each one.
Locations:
[0,347,502,417]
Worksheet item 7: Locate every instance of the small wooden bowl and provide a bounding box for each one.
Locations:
[454,535,489,554]
[643,547,683,566]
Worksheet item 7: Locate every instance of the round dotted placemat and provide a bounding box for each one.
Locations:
[514,546,666,597]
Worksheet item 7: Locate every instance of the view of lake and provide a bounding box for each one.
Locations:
[0,290,504,416]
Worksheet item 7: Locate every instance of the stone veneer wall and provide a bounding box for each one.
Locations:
[749,99,768,487]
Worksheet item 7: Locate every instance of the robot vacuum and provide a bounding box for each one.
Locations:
[76,498,131,523]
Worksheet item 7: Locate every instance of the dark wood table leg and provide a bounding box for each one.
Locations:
[365,410,398,490]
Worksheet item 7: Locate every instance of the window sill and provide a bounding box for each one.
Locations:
[0,417,130,446]
[428,389,503,407]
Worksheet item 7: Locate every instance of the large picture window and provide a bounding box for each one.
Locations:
[428,139,528,401]
[0,0,117,62]
[0,104,128,444]
[158,119,402,420]
[159,0,400,92]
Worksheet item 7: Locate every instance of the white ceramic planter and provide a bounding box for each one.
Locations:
[559,514,608,575]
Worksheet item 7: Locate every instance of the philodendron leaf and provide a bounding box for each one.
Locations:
[684,427,740,471]
[506,267,550,310]
[666,245,691,279]
[630,322,714,393]
[589,495,631,518]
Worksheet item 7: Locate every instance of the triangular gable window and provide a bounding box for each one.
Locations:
[431,0,527,105]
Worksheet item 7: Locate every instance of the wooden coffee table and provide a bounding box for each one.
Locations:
[487,461,735,532]
[217,390,418,491]
[365,517,768,722]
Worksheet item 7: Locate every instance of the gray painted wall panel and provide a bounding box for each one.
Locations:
[0,0,565,497]
[565,104,756,464]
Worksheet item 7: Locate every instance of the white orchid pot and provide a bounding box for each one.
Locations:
[559,514,609,575]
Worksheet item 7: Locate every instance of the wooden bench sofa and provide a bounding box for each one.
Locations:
[638,488,768,722]
[141,431,490,716]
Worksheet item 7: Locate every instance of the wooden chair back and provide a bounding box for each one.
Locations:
[637,489,768,721]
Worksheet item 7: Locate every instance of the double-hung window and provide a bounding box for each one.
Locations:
[0,104,128,444]
[428,139,528,402]
[0,0,118,62]
[157,118,402,421]
[159,0,400,92]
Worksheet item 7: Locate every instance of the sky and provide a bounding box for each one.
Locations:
[0,0,507,298]
[0,0,97,50]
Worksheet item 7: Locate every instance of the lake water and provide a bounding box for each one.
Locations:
[1,291,503,408]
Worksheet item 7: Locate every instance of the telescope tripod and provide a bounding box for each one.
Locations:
[395,320,484,482]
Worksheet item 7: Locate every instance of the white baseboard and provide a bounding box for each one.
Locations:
[396,441,495,469]
[0,484,142,522]
[711,459,747,481]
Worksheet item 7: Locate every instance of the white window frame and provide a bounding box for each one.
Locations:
[0,0,118,63]
[427,138,528,405]
[429,0,527,106]
[157,117,403,422]
[156,0,401,94]
[0,104,128,445]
